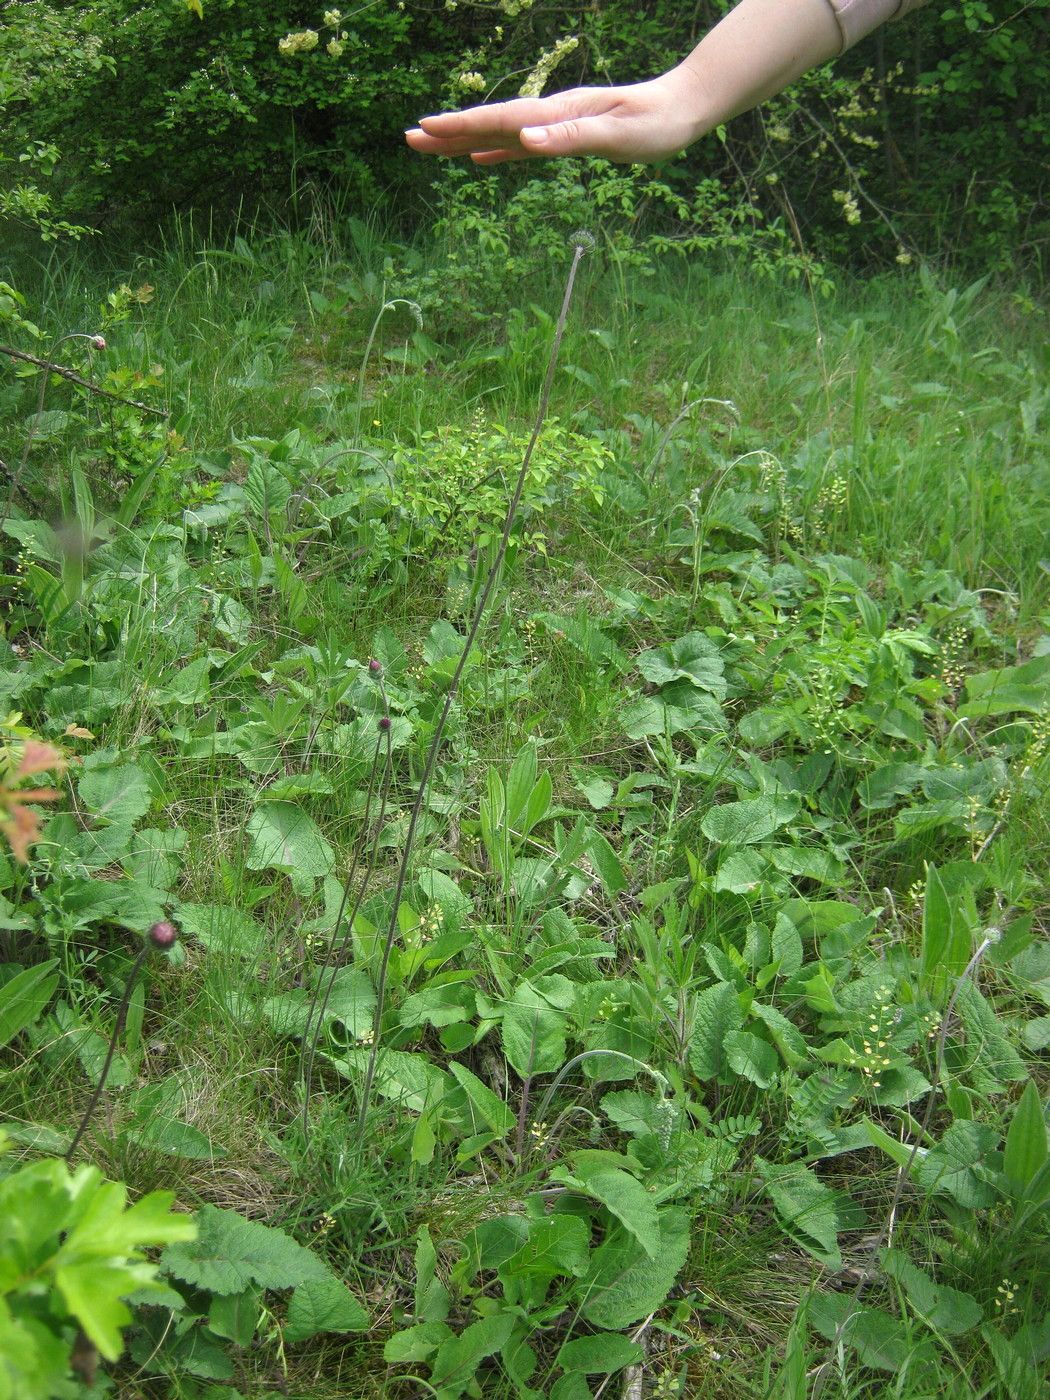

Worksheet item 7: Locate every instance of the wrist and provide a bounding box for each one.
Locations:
[652,63,721,148]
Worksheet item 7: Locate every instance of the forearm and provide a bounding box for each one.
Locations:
[669,0,844,141]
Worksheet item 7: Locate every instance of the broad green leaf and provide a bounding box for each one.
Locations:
[922,757,1007,804]
[209,1286,261,1347]
[725,1029,779,1088]
[769,844,844,885]
[770,914,803,978]
[870,1065,932,1107]
[713,848,767,893]
[981,1323,1043,1400]
[59,1183,196,1259]
[600,1091,680,1140]
[78,763,151,825]
[959,654,1050,717]
[471,1216,531,1273]
[578,1207,690,1329]
[1021,1015,1050,1052]
[414,1225,449,1323]
[0,1160,84,1274]
[501,981,567,1075]
[920,865,972,1005]
[498,1216,590,1282]
[123,1118,225,1160]
[637,632,726,699]
[955,982,1027,1087]
[751,1003,807,1067]
[809,1294,910,1372]
[243,453,292,518]
[915,1121,999,1208]
[383,1320,453,1363]
[1003,1080,1048,1191]
[285,1277,368,1342]
[161,1205,329,1295]
[505,741,539,827]
[862,1118,920,1170]
[621,689,725,740]
[399,980,475,1029]
[881,1249,982,1335]
[738,706,792,745]
[576,774,614,810]
[556,1332,642,1375]
[428,1310,517,1393]
[155,655,212,706]
[550,1375,593,1400]
[327,1048,450,1113]
[565,1163,660,1259]
[245,802,334,895]
[688,982,743,1080]
[756,1158,841,1267]
[54,1258,154,1361]
[701,795,799,846]
[587,831,626,896]
[0,960,58,1048]
[177,903,265,957]
[448,1062,514,1135]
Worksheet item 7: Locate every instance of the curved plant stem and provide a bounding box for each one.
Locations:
[300,718,392,1145]
[354,236,592,1144]
[354,296,422,441]
[65,942,150,1161]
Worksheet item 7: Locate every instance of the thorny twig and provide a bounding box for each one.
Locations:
[0,343,169,417]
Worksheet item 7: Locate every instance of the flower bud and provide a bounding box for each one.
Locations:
[92,336,106,350]
[368,658,383,673]
[377,715,392,732]
[149,920,178,948]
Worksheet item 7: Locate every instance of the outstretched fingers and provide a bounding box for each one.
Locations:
[408,111,635,162]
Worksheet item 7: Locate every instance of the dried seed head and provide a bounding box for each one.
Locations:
[149,920,178,948]
[569,229,595,253]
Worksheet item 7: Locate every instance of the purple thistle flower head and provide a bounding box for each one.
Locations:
[149,920,179,948]
[377,715,392,732]
[368,657,383,674]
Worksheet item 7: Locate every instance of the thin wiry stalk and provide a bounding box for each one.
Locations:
[355,296,422,441]
[65,942,150,1161]
[300,704,392,1146]
[354,233,593,1144]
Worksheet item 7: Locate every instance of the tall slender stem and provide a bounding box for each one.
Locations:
[300,719,392,1144]
[65,944,150,1161]
[354,235,592,1143]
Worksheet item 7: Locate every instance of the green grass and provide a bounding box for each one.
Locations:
[1,212,1048,1399]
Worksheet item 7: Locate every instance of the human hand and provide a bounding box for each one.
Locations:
[405,69,708,166]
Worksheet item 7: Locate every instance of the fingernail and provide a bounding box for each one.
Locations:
[521,126,548,144]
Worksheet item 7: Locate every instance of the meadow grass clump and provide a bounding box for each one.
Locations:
[0,212,1046,1398]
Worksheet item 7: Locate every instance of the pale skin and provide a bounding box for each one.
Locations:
[405,0,844,165]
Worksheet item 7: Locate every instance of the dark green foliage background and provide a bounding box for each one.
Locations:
[0,0,1046,266]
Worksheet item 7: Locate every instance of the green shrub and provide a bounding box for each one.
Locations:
[1,1,1045,268]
